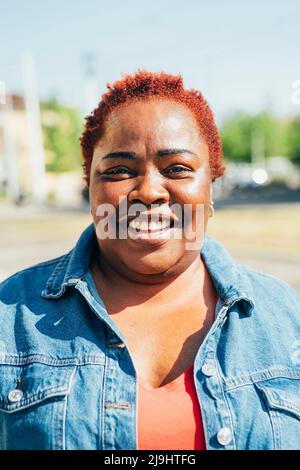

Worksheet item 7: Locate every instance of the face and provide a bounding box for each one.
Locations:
[89,98,212,283]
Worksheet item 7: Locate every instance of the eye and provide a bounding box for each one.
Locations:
[164,165,193,177]
[101,166,136,179]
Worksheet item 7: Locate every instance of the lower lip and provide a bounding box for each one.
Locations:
[127,225,176,245]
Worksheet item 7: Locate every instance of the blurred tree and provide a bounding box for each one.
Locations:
[41,98,83,172]
[220,112,252,162]
[220,111,288,162]
[286,117,300,165]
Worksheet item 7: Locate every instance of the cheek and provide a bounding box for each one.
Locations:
[169,171,210,205]
[90,182,128,208]
[90,183,133,227]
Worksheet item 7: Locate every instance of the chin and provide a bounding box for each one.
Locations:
[133,262,173,276]
[124,249,182,276]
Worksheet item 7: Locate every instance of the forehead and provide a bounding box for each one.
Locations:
[101,98,203,147]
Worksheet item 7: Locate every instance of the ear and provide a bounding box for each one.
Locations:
[82,174,89,186]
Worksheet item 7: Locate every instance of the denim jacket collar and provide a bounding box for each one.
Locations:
[41,224,97,299]
[200,233,255,316]
[41,223,255,316]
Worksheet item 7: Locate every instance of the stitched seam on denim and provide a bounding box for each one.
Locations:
[0,384,71,411]
[215,354,237,450]
[272,402,300,416]
[251,382,280,449]
[62,256,86,288]
[0,392,67,414]
[101,327,109,450]
[263,389,300,417]
[97,362,104,450]
[0,355,105,366]
[44,253,70,293]
[61,394,67,450]
[270,410,281,450]
[0,366,77,410]
[61,366,76,450]
[55,401,59,450]
[55,400,65,451]
[224,370,300,391]
[45,256,67,285]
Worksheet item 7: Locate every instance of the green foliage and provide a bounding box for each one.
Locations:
[286,117,300,165]
[40,97,300,172]
[220,111,288,162]
[41,98,83,173]
[220,112,252,162]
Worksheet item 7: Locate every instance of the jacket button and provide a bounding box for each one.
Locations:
[201,364,216,376]
[217,427,233,446]
[8,389,23,403]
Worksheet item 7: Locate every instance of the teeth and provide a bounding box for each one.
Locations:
[149,221,158,230]
[140,221,148,231]
[128,220,142,230]
[128,219,171,231]
[129,220,138,229]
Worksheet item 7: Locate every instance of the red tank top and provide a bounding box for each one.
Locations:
[137,364,206,450]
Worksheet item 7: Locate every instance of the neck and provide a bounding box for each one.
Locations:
[91,250,216,308]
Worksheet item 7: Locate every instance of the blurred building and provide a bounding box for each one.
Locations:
[213,159,300,205]
[219,159,300,190]
[0,94,83,207]
[0,95,29,202]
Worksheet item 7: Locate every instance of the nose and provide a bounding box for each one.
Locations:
[127,169,169,206]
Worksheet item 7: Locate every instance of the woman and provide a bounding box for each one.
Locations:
[0,70,299,451]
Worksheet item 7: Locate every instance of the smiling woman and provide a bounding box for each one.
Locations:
[0,70,300,451]
[89,96,215,279]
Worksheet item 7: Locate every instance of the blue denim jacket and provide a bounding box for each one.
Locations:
[0,223,300,450]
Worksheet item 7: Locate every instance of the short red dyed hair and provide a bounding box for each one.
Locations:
[80,70,226,184]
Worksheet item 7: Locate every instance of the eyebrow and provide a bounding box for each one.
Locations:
[102,149,197,160]
[157,148,196,157]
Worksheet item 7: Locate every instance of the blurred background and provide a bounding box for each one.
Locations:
[0,0,299,289]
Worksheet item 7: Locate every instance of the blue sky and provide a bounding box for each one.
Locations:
[1,0,300,122]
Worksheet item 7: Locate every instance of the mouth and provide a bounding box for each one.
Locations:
[126,213,177,244]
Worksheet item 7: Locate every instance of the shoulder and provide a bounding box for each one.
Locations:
[241,261,299,300]
[0,223,96,313]
[0,255,71,348]
[203,234,300,311]
[0,254,67,305]
[237,261,300,315]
